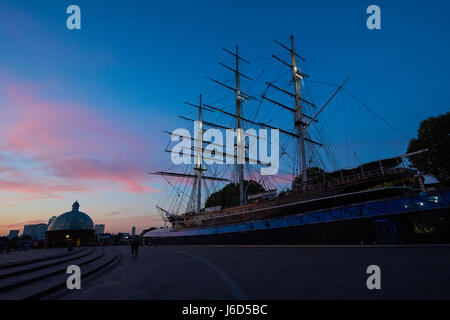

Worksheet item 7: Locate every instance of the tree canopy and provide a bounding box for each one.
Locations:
[205,180,266,208]
[292,167,326,190]
[407,112,450,185]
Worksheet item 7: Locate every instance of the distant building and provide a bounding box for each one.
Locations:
[48,216,57,227]
[7,230,19,239]
[132,226,136,236]
[121,233,130,238]
[95,224,105,234]
[23,223,48,240]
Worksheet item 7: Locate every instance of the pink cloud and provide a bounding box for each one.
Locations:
[3,85,143,156]
[50,158,155,193]
[0,177,89,198]
[0,83,159,200]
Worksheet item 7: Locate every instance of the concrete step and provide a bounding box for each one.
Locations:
[38,249,122,300]
[0,246,88,270]
[0,247,95,280]
[0,248,105,297]
[22,249,120,300]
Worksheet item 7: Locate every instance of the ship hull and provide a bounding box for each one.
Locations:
[175,186,412,229]
[144,190,450,245]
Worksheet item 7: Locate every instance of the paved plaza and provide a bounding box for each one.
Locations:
[51,245,450,300]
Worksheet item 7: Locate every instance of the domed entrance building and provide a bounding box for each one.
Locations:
[45,201,96,247]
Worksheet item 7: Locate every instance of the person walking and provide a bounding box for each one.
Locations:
[130,241,135,256]
[131,239,139,256]
[134,240,139,256]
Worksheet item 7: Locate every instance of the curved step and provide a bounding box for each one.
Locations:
[0,246,89,270]
[35,249,122,300]
[0,248,105,297]
[0,247,96,280]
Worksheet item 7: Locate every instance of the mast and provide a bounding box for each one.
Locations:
[264,35,346,191]
[290,35,307,186]
[194,94,204,214]
[215,46,251,205]
[235,45,245,205]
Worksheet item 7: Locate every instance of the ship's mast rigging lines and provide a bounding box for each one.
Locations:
[209,46,253,206]
[261,36,349,183]
[264,35,309,185]
[152,44,256,215]
[152,36,356,220]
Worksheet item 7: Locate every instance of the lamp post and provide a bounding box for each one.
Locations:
[244,181,257,205]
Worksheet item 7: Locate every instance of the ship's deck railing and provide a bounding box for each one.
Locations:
[328,167,411,187]
[296,167,413,192]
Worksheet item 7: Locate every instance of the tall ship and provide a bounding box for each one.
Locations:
[144,36,450,245]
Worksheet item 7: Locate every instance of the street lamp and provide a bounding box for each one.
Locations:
[244,181,258,205]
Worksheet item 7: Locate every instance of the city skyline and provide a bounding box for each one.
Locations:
[1,219,140,238]
[1,0,449,235]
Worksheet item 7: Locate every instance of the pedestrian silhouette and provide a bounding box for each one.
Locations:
[131,239,140,256]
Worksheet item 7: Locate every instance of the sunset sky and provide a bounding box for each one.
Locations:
[0,0,449,235]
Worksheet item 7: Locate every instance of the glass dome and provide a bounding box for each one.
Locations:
[48,201,94,231]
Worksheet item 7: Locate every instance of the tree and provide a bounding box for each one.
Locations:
[292,167,327,190]
[205,180,266,208]
[407,112,450,185]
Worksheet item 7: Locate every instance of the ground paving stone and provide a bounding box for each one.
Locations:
[58,245,450,300]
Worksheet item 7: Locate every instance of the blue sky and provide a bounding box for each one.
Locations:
[0,0,449,234]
